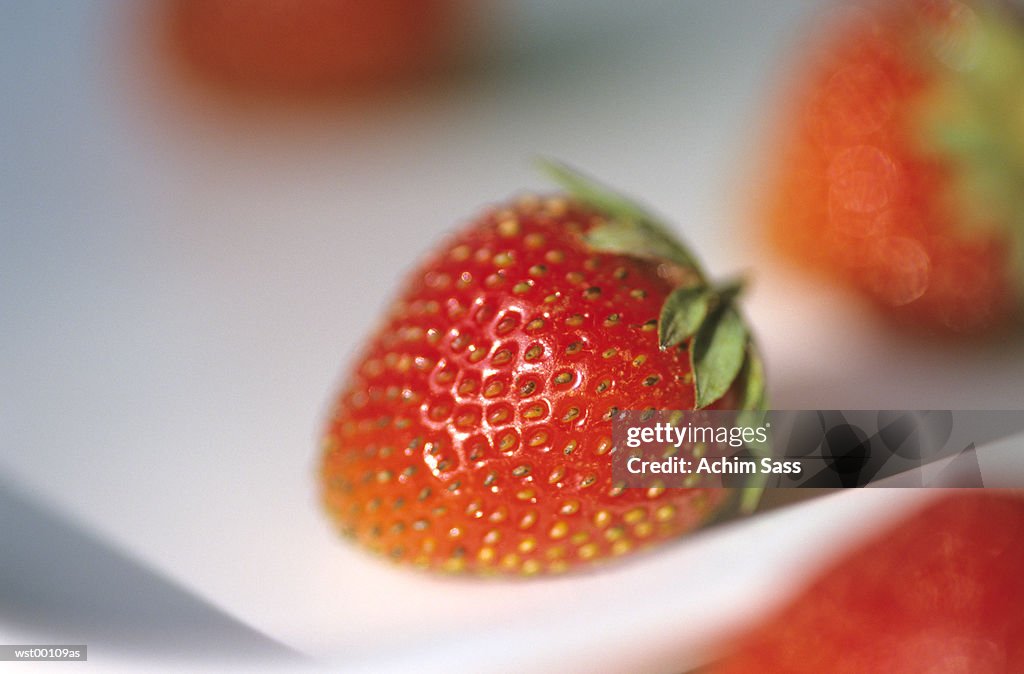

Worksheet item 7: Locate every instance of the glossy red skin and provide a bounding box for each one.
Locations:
[711,492,1024,673]
[320,196,734,575]
[166,0,461,93]
[767,0,1016,333]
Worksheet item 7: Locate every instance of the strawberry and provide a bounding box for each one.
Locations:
[764,0,1024,333]
[320,164,765,575]
[163,0,465,94]
[708,491,1024,672]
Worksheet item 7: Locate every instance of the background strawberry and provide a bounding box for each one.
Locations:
[320,164,764,575]
[707,491,1024,672]
[763,0,1024,333]
[164,0,465,94]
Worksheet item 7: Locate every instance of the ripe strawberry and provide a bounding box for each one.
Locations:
[163,0,465,94]
[764,0,1024,333]
[320,164,764,575]
[708,491,1024,672]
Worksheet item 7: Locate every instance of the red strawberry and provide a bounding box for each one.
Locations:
[764,0,1024,333]
[708,491,1024,672]
[320,164,765,575]
[164,0,465,94]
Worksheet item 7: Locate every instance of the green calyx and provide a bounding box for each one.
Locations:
[541,160,705,274]
[913,5,1024,302]
[539,160,764,414]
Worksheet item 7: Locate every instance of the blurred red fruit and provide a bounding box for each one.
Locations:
[710,492,1024,672]
[764,0,1024,333]
[165,0,466,94]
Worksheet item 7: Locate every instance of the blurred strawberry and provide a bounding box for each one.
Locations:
[709,492,1024,673]
[764,0,1024,333]
[320,164,765,575]
[165,0,466,94]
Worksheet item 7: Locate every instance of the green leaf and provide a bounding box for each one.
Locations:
[539,159,652,223]
[690,306,748,409]
[584,221,697,271]
[732,345,769,514]
[659,285,712,348]
[738,344,766,413]
[659,278,746,349]
[538,159,705,275]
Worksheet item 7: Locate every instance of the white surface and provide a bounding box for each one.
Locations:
[3,1,1023,671]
